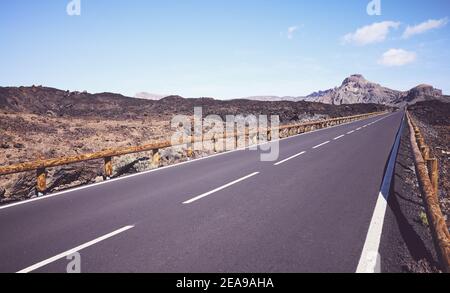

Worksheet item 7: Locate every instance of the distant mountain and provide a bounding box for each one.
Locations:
[135,92,167,100]
[240,74,447,106]
[240,96,304,102]
[305,74,447,106]
[393,84,445,106]
[304,89,333,101]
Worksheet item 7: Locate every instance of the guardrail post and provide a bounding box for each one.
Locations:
[252,132,258,145]
[186,147,193,158]
[187,137,194,158]
[36,168,46,196]
[427,158,439,195]
[245,128,249,147]
[104,156,113,180]
[421,146,430,160]
[152,149,160,168]
[212,135,217,153]
[417,137,423,148]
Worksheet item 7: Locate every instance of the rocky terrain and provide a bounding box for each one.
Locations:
[408,100,450,225]
[0,85,389,123]
[380,100,449,273]
[0,85,390,203]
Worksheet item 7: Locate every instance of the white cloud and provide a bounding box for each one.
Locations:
[343,21,400,46]
[402,18,448,39]
[287,26,299,40]
[378,49,417,67]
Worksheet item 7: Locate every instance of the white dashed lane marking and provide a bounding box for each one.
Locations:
[313,141,330,149]
[274,151,307,166]
[183,172,260,204]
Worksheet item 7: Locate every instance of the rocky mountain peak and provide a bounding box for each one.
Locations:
[306,74,398,105]
[409,84,441,95]
[342,74,368,86]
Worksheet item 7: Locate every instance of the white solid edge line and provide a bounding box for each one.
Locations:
[183,172,259,204]
[356,112,405,273]
[0,113,394,211]
[17,225,135,273]
[312,141,330,149]
[274,151,306,166]
[355,192,387,274]
[333,135,345,141]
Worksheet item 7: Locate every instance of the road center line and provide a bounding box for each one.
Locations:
[347,130,355,134]
[17,225,135,273]
[356,127,362,131]
[183,172,260,204]
[274,151,306,166]
[312,141,330,149]
[333,135,345,141]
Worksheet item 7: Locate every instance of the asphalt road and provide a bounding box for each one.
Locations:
[0,111,404,273]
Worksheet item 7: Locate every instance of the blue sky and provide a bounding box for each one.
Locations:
[0,0,449,98]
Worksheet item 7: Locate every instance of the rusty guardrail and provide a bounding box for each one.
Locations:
[0,111,385,195]
[406,111,450,272]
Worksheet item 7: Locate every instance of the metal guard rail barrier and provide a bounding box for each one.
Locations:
[0,111,386,195]
[406,111,450,272]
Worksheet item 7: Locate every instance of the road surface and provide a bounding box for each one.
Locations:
[0,111,404,273]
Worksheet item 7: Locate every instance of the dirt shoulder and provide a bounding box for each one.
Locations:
[380,118,441,273]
